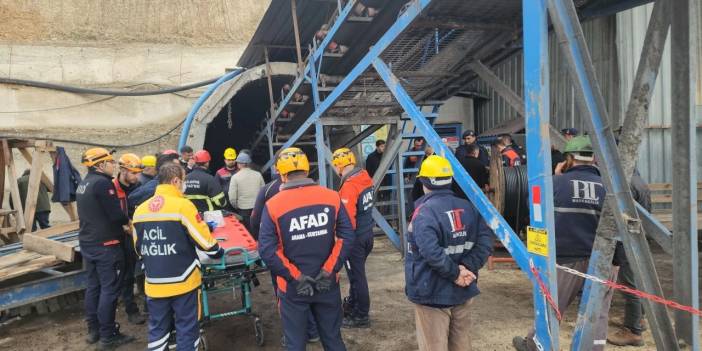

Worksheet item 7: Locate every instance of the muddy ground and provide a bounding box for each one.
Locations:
[0,237,698,351]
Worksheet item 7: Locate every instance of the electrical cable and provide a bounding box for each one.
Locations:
[503,165,529,233]
[0,119,184,149]
[0,76,223,96]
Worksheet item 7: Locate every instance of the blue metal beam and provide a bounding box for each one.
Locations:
[546,0,679,348]
[261,0,435,173]
[0,270,87,311]
[523,0,560,349]
[373,58,552,335]
[371,208,401,250]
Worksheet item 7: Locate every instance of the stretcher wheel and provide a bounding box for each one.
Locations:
[254,317,264,346]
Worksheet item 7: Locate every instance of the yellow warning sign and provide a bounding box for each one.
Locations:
[527,226,549,257]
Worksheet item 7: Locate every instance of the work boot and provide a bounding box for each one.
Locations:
[342,296,353,318]
[342,315,370,329]
[512,336,536,351]
[86,327,100,344]
[127,312,146,325]
[607,327,644,347]
[98,332,135,350]
[307,336,321,343]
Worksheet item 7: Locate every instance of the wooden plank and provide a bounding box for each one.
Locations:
[651,190,702,204]
[2,140,25,234]
[23,149,44,233]
[649,182,702,191]
[18,148,54,192]
[0,142,5,206]
[0,251,42,270]
[0,255,59,282]
[23,233,75,262]
[31,221,79,239]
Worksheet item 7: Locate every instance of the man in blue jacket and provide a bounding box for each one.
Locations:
[513,136,616,351]
[405,155,493,351]
[128,152,180,209]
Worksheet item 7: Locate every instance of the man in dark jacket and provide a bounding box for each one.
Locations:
[454,130,489,168]
[76,148,134,349]
[16,169,52,231]
[52,146,81,204]
[405,155,493,351]
[184,150,226,213]
[513,136,616,351]
[365,139,385,178]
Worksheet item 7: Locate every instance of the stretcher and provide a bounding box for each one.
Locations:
[196,215,267,350]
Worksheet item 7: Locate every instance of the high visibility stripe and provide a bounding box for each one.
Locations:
[444,242,475,255]
[554,207,600,216]
[148,332,170,350]
[134,213,215,249]
[146,260,200,284]
[323,238,344,273]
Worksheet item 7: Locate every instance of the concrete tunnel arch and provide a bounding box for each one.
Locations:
[183,62,298,172]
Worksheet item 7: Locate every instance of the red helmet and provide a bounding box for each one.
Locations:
[193,150,211,163]
[162,149,178,155]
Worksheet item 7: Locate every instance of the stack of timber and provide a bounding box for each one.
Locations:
[649,182,702,231]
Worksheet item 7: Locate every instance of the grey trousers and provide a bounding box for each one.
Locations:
[414,299,473,351]
[526,260,619,351]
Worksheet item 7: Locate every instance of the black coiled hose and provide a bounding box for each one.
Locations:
[502,165,529,234]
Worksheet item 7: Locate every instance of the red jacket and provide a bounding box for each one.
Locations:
[339,168,374,235]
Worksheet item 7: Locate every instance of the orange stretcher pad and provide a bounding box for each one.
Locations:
[197,215,259,266]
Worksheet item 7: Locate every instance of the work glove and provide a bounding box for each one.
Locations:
[295,275,316,297]
[314,270,334,293]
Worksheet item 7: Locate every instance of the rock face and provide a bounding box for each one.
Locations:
[0,0,271,153]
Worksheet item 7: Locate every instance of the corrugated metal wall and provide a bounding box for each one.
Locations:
[472,5,701,183]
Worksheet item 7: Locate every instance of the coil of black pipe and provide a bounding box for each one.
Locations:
[501,165,530,234]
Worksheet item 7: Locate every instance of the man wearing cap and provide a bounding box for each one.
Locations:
[331,148,375,329]
[405,155,493,351]
[513,136,616,351]
[139,155,157,186]
[184,150,227,213]
[455,130,489,168]
[228,152,265,230]
[76,148,135,349]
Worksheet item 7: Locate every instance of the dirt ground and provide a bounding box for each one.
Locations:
[0,238,698,351]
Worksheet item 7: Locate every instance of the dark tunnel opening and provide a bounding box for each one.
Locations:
[203,75,291,175]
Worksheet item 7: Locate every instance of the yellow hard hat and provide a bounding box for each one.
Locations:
[276,147,310,176]
[224,148,237,160]
[418,155,453,178]
[81,147,113,167]
[331,147,356,169]
[141,155,157,168]
[118,153,143,173]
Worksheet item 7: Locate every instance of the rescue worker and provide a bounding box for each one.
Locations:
[454,130,489,168]
[513,136,615,351]
[139,155,157,185]
[179,145,194,173]
[249,161,321,345]
[76,148,135,349]
[183,150,226,213]
[133,162,224,351]
[258,147,354,351]
[16,168,52,231]
[228,152,265,230]
[331,148,375,328]
[113,153,146,325]
[405,155,493,351]
[215,147,238,195]
[495,134,521,167]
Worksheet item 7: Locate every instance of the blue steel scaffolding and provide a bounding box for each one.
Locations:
[185,0,699,349]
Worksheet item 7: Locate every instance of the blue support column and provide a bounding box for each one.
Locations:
[309,50,328,186]
[523,1,560,349]
[373,57,556,349]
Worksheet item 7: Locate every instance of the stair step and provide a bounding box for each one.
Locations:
[402,151,425,157]
[385,168,419,175]
[347,16,374,23]
[323,52,344,58]
[400,113,438,120]
[272,141,316,147]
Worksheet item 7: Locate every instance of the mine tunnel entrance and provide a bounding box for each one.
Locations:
[203,75,290,175]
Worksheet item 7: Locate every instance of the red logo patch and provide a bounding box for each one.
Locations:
[195,213,203,223]
[148,195,164,212]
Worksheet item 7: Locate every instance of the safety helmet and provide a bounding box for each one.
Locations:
[141,155,157,168]
[162,149,178,155]
[418,155,454,189]
[223,148,237,160]
[193,150,212,164]
[276,147,310,176]
[331,147,356,170]
[118,153,143,173]
[564,136,594,161]
[81,147,113,167]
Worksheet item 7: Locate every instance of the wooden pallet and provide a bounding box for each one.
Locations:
[0,250,60,282]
